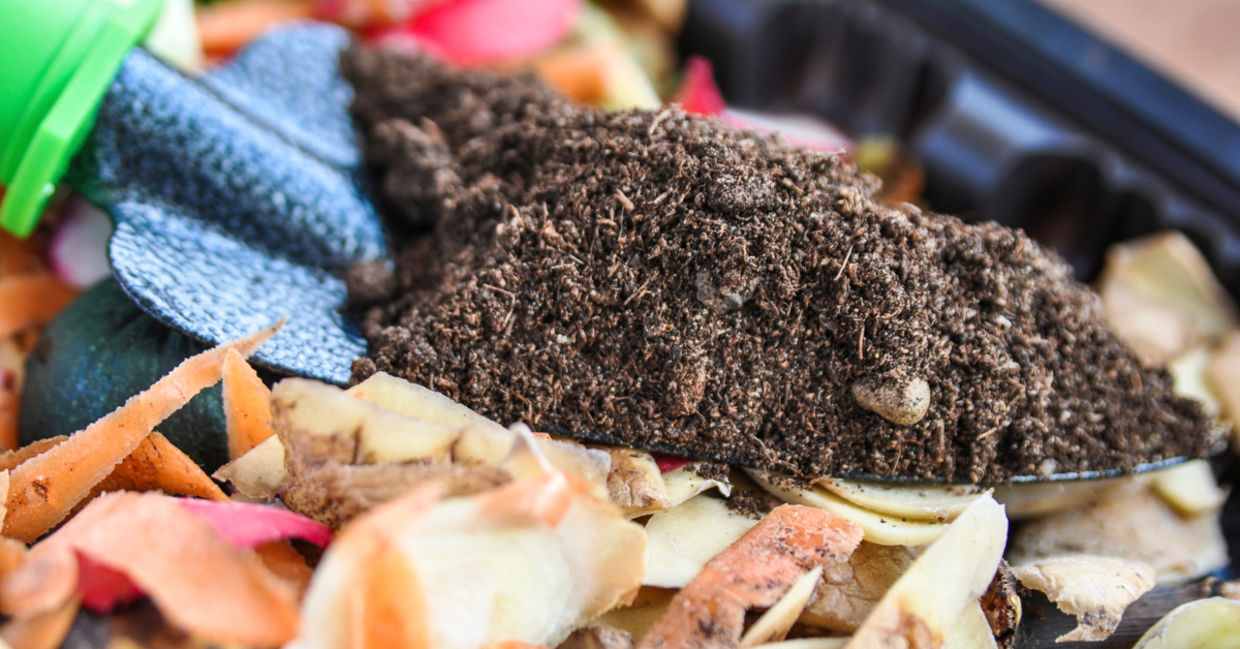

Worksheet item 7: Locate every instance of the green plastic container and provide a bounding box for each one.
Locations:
[0,0,163,237]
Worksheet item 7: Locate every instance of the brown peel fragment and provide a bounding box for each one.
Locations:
[800,542,916,632]
[604,448,671,515]
[559,625,636,649]
[979,563,1020,649]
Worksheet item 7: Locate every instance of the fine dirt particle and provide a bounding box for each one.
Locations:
[342,47,1221,483]
[726,487,786,521]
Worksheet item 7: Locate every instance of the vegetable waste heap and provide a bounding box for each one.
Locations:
[343,48,1219,484]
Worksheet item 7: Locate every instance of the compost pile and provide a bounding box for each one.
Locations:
[342,47,1218,483]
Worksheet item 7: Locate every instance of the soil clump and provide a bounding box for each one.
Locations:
[342,47,1220,483]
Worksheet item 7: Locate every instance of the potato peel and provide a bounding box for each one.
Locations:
[739,565,824,647]
[844,495,1007,649]
[1012,554,1154,642]
[1133,597,1240,649]
[643,495,758,589]
[604,448,672,516]
[942,603,997,649]
[813,478,982,523]
[800,542,916,632]
[297,467,647,649]
[1009,482,1227,583]
[749,471,950,546]
[214,435,286,500]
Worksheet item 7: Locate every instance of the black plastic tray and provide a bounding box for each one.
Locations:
[679,0,1240,291]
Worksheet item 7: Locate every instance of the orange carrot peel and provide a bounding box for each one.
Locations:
[3,322,281,542]
[638,504,864,649]
[222,348,275,460]
[0,275,77,338]
[1,492,300,646]
[92,432,230,502]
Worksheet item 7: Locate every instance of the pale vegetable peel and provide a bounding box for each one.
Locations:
[1132,597,1240,649]
[844,495,1008,649]
[1009,482,1227,583]
[941,604,997,649]
[643,495,757,588]
[271,378,611,526]
[1097,231,1239,365]
[750,470,951,546]
[214,434,286,499]
[739,565,824,648]
[1012,554,1155,642]
[1149,460,1227,516]
[661,463,732,506]
[813,477,983,523]
[296,464,647,649]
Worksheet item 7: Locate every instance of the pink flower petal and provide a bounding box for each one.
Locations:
[722,108,851,154]
[49,197,113,289]
[671,56,727,116]
[180,499,333,549]
[369,0,582,65]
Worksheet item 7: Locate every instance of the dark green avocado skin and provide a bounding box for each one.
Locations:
[18,280,228,472]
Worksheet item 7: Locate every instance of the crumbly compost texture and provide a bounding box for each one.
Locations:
[342,47,1221,483]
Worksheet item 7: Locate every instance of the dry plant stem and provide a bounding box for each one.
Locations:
[223,349,275,461]
[639,504,863,649]
[3,323,280,542]
[0,275,77,338]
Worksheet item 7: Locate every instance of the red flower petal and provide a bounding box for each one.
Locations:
[76,552,144,613]
[653,454,693,473]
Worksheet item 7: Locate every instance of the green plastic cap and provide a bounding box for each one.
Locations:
[0,0,164,237]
